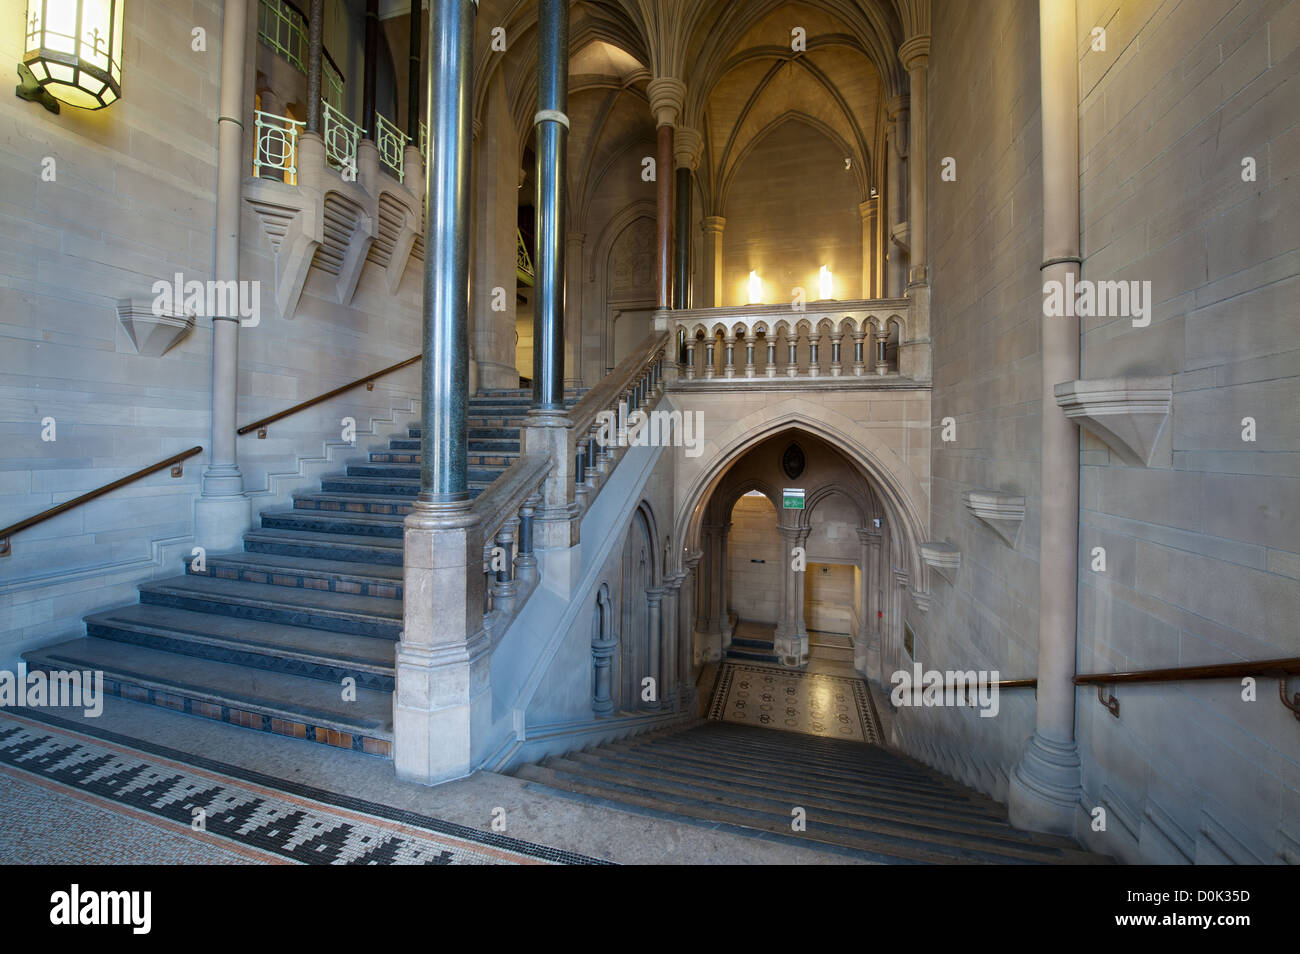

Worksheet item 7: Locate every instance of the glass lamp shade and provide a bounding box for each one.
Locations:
[23,0,125,109]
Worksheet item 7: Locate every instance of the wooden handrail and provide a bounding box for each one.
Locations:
[0,446,203,557]
[961,658,1300,691]
[237,355,421,437]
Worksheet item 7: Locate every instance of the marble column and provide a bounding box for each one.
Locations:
[532,0,568,411]
[405,0,421,140]
[673,127,701,310]
[701,216,726,307]
[305,0,324,132]
[859,198,878,298]
[394,0,484,785]
[1009,0,1084,837]
[362,0,379,137]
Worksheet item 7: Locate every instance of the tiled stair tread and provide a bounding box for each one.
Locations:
[244,528,403,551]
[540,755,1079,862]
[139,575,402,622]
[262,507,407,527]
[25,638,392,735]
[84,604,395,671]
[191,550,404,583]
[293,491,415,509]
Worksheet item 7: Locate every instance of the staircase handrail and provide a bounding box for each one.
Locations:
[470,453,552,551]
[0,446,203,557]
[566,331,670,449]
[237,355,421,438]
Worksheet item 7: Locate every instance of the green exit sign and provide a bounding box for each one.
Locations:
[783,488,805,509]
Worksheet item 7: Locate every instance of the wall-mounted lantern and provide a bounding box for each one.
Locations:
[16,0,125,113]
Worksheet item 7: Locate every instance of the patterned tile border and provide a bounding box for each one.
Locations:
[0,710,609,866]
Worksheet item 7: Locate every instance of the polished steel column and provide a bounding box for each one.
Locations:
[419,0,476,503]
[532,0,569,411]
[305,0,324,133]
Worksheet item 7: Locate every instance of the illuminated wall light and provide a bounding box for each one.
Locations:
[17,0,126,113]
[748,269,762,304]
[819,265,833,300]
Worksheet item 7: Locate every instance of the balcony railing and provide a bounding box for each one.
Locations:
[253,110,304,184]
[258,0,345,109]
[321,100,363,176]
[374,112,409,182]
[671,300,913,380]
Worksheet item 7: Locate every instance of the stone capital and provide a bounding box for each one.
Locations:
[885,94,909,121]
[858,198,878,221]
[674,126,703,170]
[898,34,930,72]
[646,76,686,127]
[701,215,726,235]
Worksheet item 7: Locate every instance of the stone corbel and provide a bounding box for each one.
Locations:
[1054,377,1173,468]
[920,541,961,585]
[891,221,910,253]
[117,298,195,356]
[331,202,376,306]
[272,203,322,320]
[962,490,1026,548]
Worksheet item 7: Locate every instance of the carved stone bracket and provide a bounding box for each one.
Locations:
[920,541,961,585]
[962,490,1026,548]
[118,298,194,356]
[1054,377,1173,468]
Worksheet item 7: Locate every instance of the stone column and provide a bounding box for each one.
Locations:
[701,216,726,307]
[682,551,703,701]
[395,0,484,785]
[856,528,881,675]
[1009,0,1084,837]
[647,78,684,313]
[564,231,585,388]
[859,198,878,298]
[195,0,253,552]
[660,576,681,707]
[899,35,929,288]
[645,588,663,709]
[884,94,908,298]
[717,522,732,648]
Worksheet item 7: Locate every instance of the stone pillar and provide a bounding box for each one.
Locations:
[774,525,809,666]
[645,588,663,709]
[856,528,881,676]
[899,35,929,288]
[884,94,908,298]
[717,522,732,648]
[564,231,585,388]
[305,0,324,132]
[682,551,703,701]
[701,216,725,307]
[532,0,569,412]
[859,198,878,298]
[1009,0,1084,837]
[195,0,253,553]
[647,78,684,313]
[395,0,484,785]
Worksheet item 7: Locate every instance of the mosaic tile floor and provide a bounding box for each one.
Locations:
[0,712,605,865]
[707,663,882,743]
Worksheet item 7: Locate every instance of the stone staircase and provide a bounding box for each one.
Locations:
[24,390,577,759]
[512,722,1111,864]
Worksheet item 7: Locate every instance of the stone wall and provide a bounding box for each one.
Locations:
[727,494,782,625]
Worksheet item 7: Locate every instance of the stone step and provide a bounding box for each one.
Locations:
[260,508,406,539]
[345,462,507,483]
[138,574,402,639]
[186,549,403,600]
[546,752,1090,863]
[24,637,393,756]
[244,528,404,565]
[320,474,422,497]
[371,443,521,463]
[83,603,395,691]
[293,491,415,516]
